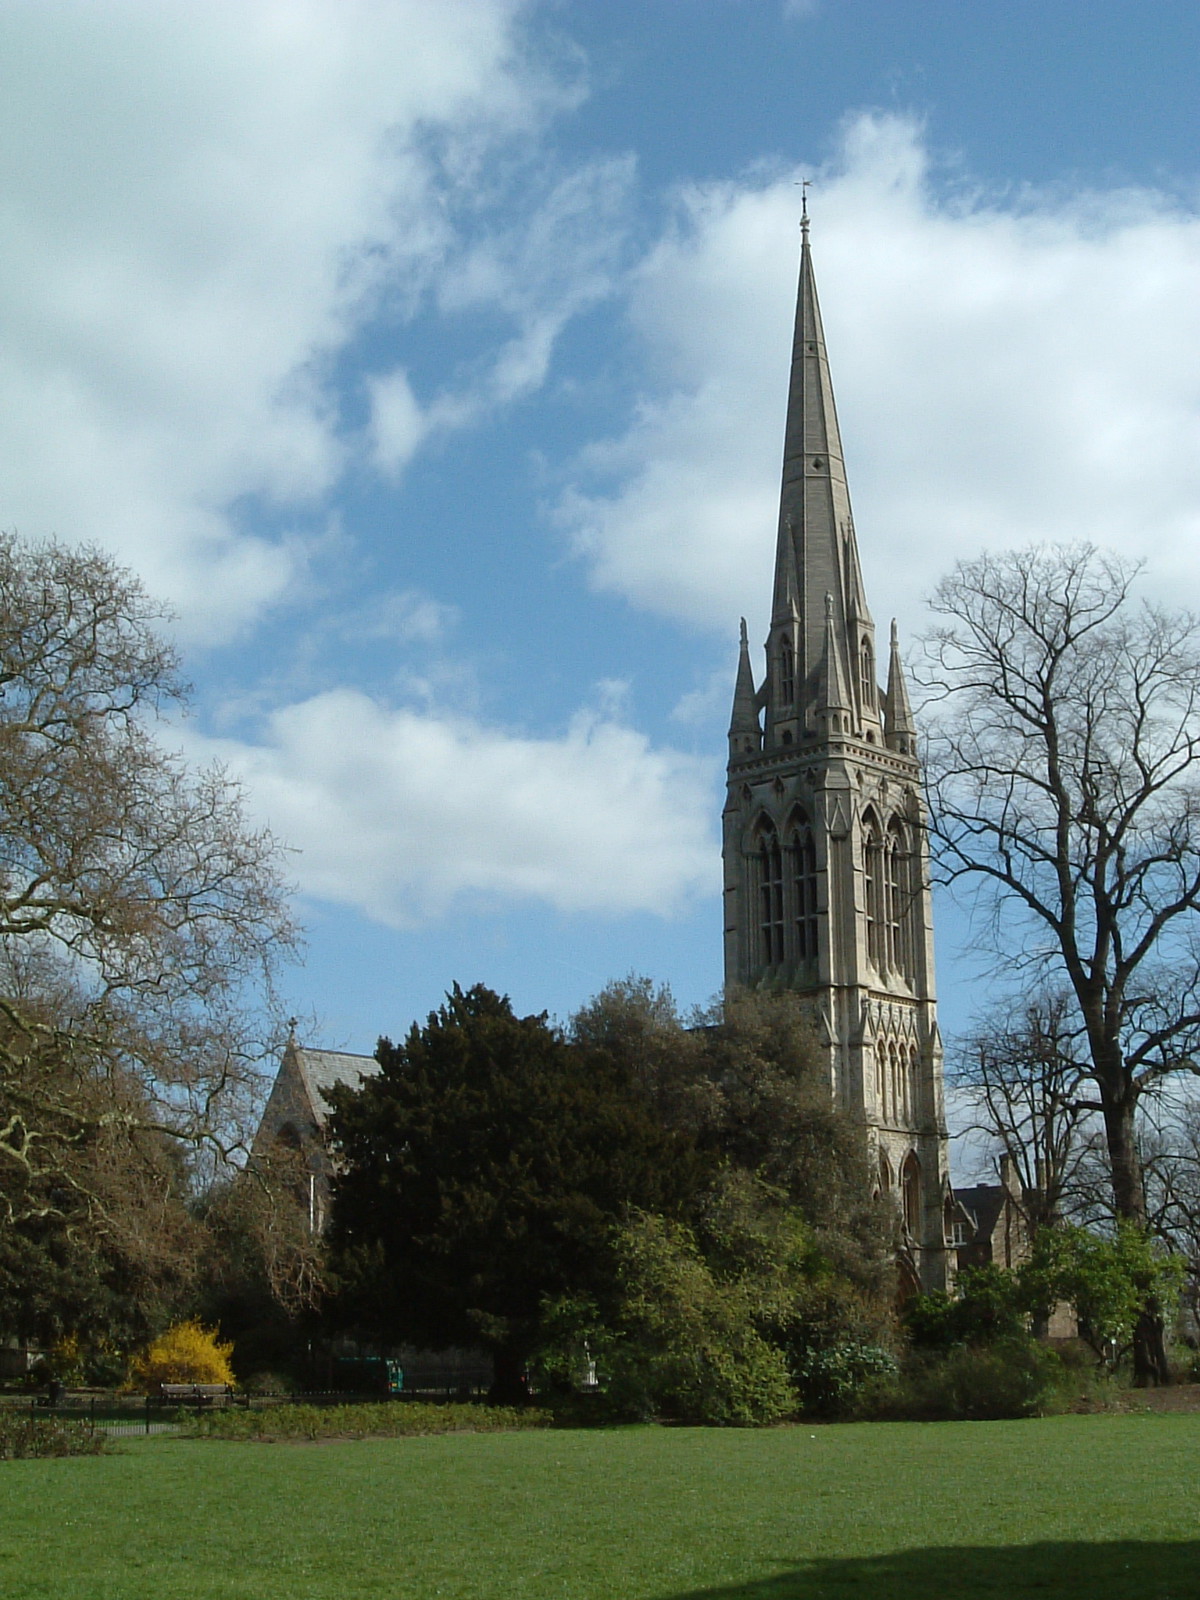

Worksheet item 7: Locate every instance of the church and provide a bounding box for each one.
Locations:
[256,211,957,1294]
[722,208,953,1292]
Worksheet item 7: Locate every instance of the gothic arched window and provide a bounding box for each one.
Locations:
[902,1153,922,1240]
[879,1151,892,1194]
[779,638,795,707]
[788,812,818,963]
[755,819,785,969]
[860,639,874,707]
[864,816,884,969]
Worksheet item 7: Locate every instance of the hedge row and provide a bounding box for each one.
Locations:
[191,1402,553,1441]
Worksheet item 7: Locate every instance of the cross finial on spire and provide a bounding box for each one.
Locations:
[801,179,811,238]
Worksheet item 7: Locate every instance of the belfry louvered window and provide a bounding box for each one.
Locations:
[866,816,917,981]
[756,822,785,968]
[888,821,915,982]
[885,830,902,972]
[864,820,884,969]
[788,815,818,962]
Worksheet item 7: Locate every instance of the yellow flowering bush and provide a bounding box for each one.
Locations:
[131,1320,235,1391]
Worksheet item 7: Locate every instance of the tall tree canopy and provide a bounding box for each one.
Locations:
[327,984,707,1399]
[0,535,296,1325]
[572,979,892,1303]
[922,542,1200,1379]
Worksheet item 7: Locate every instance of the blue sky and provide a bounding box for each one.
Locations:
[3,1,1200,1110]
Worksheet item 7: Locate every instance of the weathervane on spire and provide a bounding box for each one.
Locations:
[800,178,811,237]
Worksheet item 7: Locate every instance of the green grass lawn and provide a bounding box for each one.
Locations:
[1,1415,1198,1599]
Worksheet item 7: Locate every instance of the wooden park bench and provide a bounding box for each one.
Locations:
[157,1383,234,1407]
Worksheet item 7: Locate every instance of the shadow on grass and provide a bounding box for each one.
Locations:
[661,1541,1199,1599]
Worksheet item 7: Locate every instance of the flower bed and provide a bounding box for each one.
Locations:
[0,1412,107,1459]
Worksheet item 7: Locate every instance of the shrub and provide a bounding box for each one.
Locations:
[613,1324,795,1427]
[0,1411,107,1459]
[609,1212,797,1425]
[191,1402,551,1441]
[866,1340,1064,1422]
[45,1333,87,1386]
[905,1264,1027,1351]
[82,1341,128,1388]
[131,1320,235,1391]
[792,1342,897,1417]
[242,1370,294,1396]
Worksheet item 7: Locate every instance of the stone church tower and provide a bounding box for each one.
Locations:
[722,214,952,1291]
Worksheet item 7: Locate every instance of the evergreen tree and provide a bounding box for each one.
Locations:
[327,984,707,1401]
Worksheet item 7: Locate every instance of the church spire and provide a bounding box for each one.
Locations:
[722,218,950,1294]
[771,216,870,703]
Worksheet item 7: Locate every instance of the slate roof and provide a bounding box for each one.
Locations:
[952,1184,1007,1244]
[294,1047,380,1125]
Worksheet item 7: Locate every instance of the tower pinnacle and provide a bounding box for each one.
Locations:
[728,617,761,756]
[883,619,917,755]
[819,590,852,719]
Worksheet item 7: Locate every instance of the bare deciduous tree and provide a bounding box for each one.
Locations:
[0,535,297,1240]
[951,991,1097,1232]
[922,543,1200,1381]
[202,1142,330,1318]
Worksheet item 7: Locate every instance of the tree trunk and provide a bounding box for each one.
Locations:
[1103,1091,1171,1385]
[489,1347,530,1406]
[1132,1304,1171,1388]
[1104,1093,1146,1226]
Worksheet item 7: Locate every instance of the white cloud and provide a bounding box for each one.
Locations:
[197,691,718,925]
[671,663,740,729]
[368,371,430,479]
[367,155,636,457]
[0,0,557,640]
[561,114,1200,647]
[353,591,457,647]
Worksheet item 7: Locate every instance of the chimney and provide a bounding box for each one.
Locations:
[999,1153,1021,1199]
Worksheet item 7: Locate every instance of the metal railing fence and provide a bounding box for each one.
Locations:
[0,1379,496,1438]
